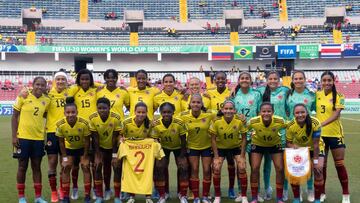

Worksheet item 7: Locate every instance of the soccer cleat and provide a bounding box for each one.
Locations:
[305,189,313,202]
[126,197,135,203]
[157,197,166,203]
[104,190,112,200]
[114,197,122,203]
[165,193,170,200]
[71,188,79,200]
[84,196,91,203]
[277,200,285,203]
[59,197,70,203]
[51,191,59,203]
[264,186,273,200]
[121,192,130,200]
[95,197,104,203]
[34,197,48,203]
[202,197,211,203]
[250,199,257,203]
[207,195,212,200]
[213,197,221,203]
[58,188,64,201]
[292,198,301,203]
[234,194,242,202]
[193,198,201,203]
[342,194,350,203]
[19,197,27,203]
[241,196,249,203]
[146,197,153,203]
[314,200,321,203]
[152,189,160,200]
[187,190,194,200]
[282,189,288,202]
[320,194,326,202]
[180,196,188,203]
[228,188,236,199]
[257,195,264,202]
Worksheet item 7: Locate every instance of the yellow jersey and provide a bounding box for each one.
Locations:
[150,117,187,150]
[207,87,231,111]
[89,112,122,149]
[181,94,211,112]
[180,110,215,150]
[74,87,98,121]
[118,138,165,195]
[248,115,287,147]
[13,94,50,140]
[46,88,73,133]
[96,87,130,121]
[153,90,183,116]
[316,90,345,138]
[56,117,91,149]
[286,117,324,151]
[121,116,150,139]
[208,115,247,149]
[127,86,160,120]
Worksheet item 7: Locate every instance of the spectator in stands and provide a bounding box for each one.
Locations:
[291,32,296,40]
[41,8,47,14]
[272,1,278,9]
[40,36,46,45]
[206,22,211,30]
[263,20,267,29]
[336,21,342,31]
[215,23,220,32]
[0,34,2,44]
[346,34,350,43]
[345,4,352,12]
[171,28,177,36]
[48,37,53,45]
[232,0,238,7]
[167,28,172,36]
[250,5,254,15]
[199,0,207,7]
[211,27,216,36]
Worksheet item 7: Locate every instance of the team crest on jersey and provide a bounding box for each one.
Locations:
[248,100,253,105]
[233,125,237,130]
[278,95,283,100]
[116,94,120,98]
[201,118,207,123]
[109,123,113,128]
[304,98,308,104]
[171,129,176,134]
[293,155,302,163]
[65,130,68,133]
[329,99,333,102]
[89,92,94,96]
[145,90,150,95]
[42,101,46,106]
[29,100,32,103]
[64,93,68,97]
[78,128,82,132]
[17,148,22,153]
[47,140,52,146]
[174,96,179,101]
[272,128,276,132]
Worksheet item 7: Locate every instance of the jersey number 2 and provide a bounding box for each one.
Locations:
[134,151,145,172]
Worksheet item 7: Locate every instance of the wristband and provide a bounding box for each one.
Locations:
[313,159,319,164]
[112,153,117,158]
[62,157,68,162]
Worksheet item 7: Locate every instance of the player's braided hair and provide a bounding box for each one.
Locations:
[321,71,337,111]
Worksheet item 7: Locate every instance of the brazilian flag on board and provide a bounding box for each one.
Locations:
[234,45,253,60]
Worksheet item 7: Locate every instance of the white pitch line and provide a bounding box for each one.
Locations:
[342,117,360,122]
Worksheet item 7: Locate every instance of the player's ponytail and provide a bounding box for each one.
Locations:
[294,103,312,137]
[134,102,150,129]
[321,71,337,111]
[64,96,77,109]
[263,71,279,102]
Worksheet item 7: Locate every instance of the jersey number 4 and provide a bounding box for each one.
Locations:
[134,151,145,172]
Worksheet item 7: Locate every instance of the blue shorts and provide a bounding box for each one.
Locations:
[322,137,346,150]
[14,139,45,159]
[65,148,84,157]
[45,133,60,155]
[250,144,283,154]
[163,148,182,159]
[217,148,241,158]
[187,148,212,157]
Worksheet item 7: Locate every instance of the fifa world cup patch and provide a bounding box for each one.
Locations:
[47,140,52,146]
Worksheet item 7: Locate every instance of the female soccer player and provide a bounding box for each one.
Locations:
[180,93,215,203]
[285,70,316,201]
[56,97,91,203]
[120,102,152,203]
[181,77,210,111]
[12,77,50,203]
[286,103,324,203]
[247,102,287,203]
[127,69,159,120]
[96,68,130,121]
[209,100,248,203]
[257,71,289,200]
[231,71,263,202]
[151,102,189,203]
[206,71,237,199]
[89,97,122,203]
[154,73,183,116]
[316,71,350,203]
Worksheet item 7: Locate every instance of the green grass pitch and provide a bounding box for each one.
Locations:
[0,115,359,202]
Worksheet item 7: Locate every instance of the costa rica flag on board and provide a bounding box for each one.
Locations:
[320,44,342,58]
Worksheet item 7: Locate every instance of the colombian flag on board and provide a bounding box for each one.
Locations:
[209,46,232,60]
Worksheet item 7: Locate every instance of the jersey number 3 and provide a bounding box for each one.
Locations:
[134,151,145,172]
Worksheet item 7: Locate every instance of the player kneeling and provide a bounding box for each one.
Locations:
[209,100,248,203]
[57,97,91,203]
[89,98,122,203]
[151,102,189,203]
[286,104,325,203]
